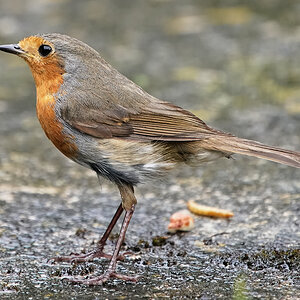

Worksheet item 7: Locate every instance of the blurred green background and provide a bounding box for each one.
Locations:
[1,0,300,120]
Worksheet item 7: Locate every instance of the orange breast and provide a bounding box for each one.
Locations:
[36,94,77,158]
[32,63,78,158]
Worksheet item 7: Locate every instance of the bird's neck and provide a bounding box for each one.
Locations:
[29,63,77,158]
[29,62,64,97]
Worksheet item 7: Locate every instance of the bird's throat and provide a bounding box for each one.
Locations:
[34,67,77,159]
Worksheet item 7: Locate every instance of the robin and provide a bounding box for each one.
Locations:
[0,33,299,285]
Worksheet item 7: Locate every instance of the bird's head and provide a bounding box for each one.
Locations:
[0,33,101,89]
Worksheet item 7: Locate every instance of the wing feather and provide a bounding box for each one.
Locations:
[60,75,230,141]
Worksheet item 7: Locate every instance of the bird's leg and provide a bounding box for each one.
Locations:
[54,203,125,263]
[64,184,138,285]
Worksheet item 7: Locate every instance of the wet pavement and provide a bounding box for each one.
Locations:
[0,1,299,299]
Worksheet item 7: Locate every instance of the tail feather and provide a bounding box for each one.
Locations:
[200,136,300,168]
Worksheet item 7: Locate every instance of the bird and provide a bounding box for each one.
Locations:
[0,33,299,285]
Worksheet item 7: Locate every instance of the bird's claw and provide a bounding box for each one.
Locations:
[51,249,132,263]
[62,272,138,285]
[51,251,122,263]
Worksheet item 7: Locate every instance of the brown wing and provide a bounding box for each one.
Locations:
[127,101,223,141]
[59,66,231,142]
[61,97,228,141]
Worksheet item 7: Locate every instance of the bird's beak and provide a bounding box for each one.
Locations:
[0,44,25,55]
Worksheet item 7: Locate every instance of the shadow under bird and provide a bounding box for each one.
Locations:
[0,33,299,285]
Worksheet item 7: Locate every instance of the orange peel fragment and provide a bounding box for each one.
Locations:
[167,209,195,233]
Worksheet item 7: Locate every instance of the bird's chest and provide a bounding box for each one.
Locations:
[36,93,77,158]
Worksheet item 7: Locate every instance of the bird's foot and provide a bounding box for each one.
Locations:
[52,249,121,263]
[62,270,138,285]
[52,248,133,263]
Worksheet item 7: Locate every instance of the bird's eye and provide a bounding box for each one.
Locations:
[38,44,52,57]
